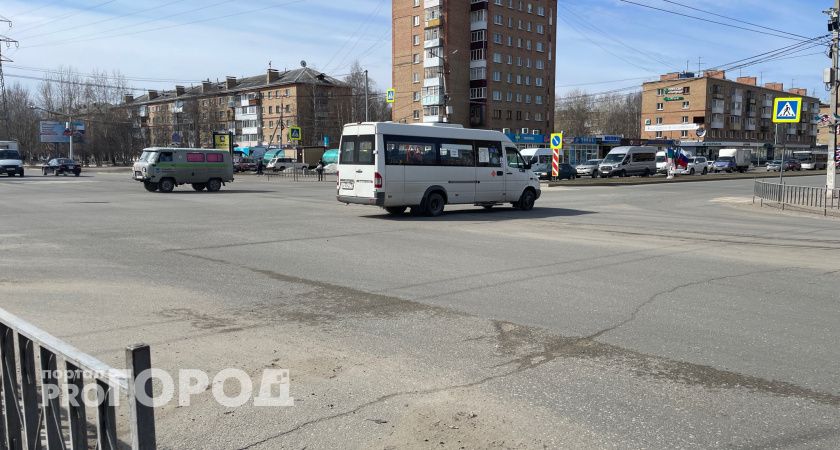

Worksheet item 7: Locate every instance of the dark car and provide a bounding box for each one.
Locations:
[783,159,802,171]
[233,159,257,173]
[556,163,577,180]
[42,158,81,176]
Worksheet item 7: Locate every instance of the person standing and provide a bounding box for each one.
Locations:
[257,158,264,175]
[316,159,325,181]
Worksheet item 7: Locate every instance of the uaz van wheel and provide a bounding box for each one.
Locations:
[143,182,159,192]
[158,178,175,193]
[192,183,207,191]
[425,192,445,217]
[518,190,536,211]
[206,179,222,192]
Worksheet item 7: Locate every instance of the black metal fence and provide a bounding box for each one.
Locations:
[0,307,155,449]
[260,167,336,182]
[754,180,840,215]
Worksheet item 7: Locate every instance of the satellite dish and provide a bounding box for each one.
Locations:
[300,60,307,68]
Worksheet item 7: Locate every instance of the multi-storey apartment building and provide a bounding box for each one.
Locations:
[124,67,351,150]
[641,71,820,159]
[393,0,557,148]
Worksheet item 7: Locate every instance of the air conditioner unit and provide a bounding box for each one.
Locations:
[521,128,529,134]
[502,128,511,134]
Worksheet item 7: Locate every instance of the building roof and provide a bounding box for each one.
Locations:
[128,67,348,105]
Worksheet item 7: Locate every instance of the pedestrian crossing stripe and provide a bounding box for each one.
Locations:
[773,97,802,123]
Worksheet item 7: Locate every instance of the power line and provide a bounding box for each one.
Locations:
[618,0,815,42]
[660,0,813,41]
[15,0,193,41]
[20,0,246,49]
[11,0,119,35]
[323,0,387,73]
[7,64,205,84]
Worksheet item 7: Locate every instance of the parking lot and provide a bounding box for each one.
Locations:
[1,172,839,448]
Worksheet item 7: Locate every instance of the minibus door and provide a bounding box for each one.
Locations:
[504,146,530,201]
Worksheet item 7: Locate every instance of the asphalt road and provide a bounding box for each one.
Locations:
[1,172,839,449]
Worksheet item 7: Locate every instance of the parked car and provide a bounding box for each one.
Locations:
[676,156,709,175]
[766,160,782,171]
[706,159,716,173]
[267,157,307,172]
[42,158,81,176]
[576,159,602,178]
[0,147,24,177]
[234,159,257,173]
[556,163,576,180]
[655,151,668,174]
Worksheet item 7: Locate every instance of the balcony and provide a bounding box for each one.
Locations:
[423,56,443,68]
[423,114,444,123]
[732,121,742,130]
[711,101,725,114]
[711,120,724,129]
[424,38,441,49]
[424,0,440,7]
[470,19,487,31]
[422,95,445,106]
[746,119,757,131]
[787,126,797,135]
[424,76,443,87]
[426,18,441,28]
[761,110,772,119]
[764,99,773,107]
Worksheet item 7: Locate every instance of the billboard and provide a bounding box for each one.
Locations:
[39,121,85,143]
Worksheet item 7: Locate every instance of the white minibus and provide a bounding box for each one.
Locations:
[519,148,553,179]
[337,122,541,216]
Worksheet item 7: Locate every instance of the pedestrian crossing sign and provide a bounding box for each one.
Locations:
[289,126,302,141]
[773,97,802,123]
[386,89,396,104]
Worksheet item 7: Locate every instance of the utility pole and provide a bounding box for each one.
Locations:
[364,70,369,122]
[827,2,839,194]
[0,17,18,140]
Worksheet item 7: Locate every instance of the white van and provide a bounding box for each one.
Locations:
[520,148,553,179]
[337,122,541,216]
[0,141,24,177]
[598,146,657,178]
[655,151,668,174]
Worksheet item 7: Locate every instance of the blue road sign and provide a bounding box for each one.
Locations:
[773,97,802,123]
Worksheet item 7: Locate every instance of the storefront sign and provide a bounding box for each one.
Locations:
[664,96,684,102]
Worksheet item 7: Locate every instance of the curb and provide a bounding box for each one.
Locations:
[547,171,832,187]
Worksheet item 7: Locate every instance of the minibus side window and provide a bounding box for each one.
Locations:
[159,152,174,163]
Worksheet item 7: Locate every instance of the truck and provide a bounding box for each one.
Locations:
[713,148,751,173]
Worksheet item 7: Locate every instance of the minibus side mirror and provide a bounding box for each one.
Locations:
[524,162,532,170]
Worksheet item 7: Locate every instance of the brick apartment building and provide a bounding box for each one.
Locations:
[123,67,351,150]
[641,71,820,160]
[392,0,557,148]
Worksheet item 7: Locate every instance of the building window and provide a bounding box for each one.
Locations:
[493,109,502,119]
[471,48,486,61]
[470,87,487,99]
[493,90,502,101]
[535,95,543,105]
[413,35,420,46]
[413,72,420,83]
[536,42,544,52]
[536,59,544,69]
[414,0,420,6]
[471,30,486,42]
[493,52,502,63]
[413,91,421,102]
[656,103,664,111]
[493,71,502,81]
[537,24,544,34]
[682,101,690,109]
[535,77,543,87]
[656,131,663,138]
[413,16,420,26]
[413,53,420,64]
[537,6,545,16]
[493,33,503,44]
[682,116,689,124]
[470,67,487,80]
[656,117,663,124]
[535,112,543,121]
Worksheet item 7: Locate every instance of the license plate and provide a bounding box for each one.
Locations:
[340,180,354,190]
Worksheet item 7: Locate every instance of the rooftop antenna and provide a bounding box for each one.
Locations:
[269,60,272,70]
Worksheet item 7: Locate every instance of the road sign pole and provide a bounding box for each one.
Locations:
[828,1,839,195]
[777,123,784,185]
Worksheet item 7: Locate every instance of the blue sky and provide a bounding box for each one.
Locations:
[1,0,833,101]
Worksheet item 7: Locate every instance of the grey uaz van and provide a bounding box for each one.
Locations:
[133,147,234,193]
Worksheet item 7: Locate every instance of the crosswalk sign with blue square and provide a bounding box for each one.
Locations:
[289,126,302,141]
[773,97,802,123]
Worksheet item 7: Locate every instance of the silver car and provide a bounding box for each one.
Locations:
[575,159,602,178]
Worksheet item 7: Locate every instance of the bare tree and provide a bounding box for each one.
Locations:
[555,89,595,137]
[556,89,642,139]
[4,83,40,161]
